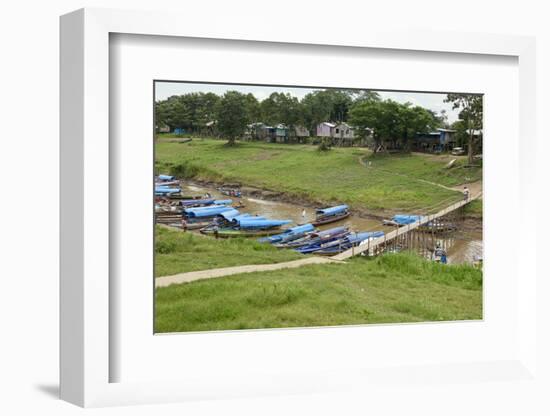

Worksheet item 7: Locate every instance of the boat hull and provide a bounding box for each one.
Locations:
[312,212,350,226]
[200,228,282,238]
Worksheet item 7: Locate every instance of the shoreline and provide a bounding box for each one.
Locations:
[185,178,483,231]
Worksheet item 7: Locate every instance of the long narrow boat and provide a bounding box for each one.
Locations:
[155,186,181,196]
[312,205,350,226]
[179,198,232,208]
[258,223,315,244]
[184,205,235,218]
[297,231,384,255]
[199,228,284,238]
[276,226,349,249]
[383,214,423,227]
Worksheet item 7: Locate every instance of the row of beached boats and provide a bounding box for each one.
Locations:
[154,175,455,256]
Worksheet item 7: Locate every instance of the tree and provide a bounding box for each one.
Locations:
[444,94,483,163]
[301,90,353,133]
[215,91,249,145]
[349,99,438,152]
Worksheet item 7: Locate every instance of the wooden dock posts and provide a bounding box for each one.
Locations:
[332,193,480,261]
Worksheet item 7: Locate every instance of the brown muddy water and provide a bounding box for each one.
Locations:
[182,182,482,265]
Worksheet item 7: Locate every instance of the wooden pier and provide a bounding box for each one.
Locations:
[332,193,481,261]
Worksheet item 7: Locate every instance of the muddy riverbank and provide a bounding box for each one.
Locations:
[180,181,483,265]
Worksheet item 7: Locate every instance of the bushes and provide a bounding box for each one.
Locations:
[169,161,201,178]
[317,138,332,151]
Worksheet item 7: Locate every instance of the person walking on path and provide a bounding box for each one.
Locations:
[301,208,306,221]
[463,186,470,201]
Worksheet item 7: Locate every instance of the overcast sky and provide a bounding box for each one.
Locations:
[155,81,461,123]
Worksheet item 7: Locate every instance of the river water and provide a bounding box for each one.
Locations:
[182,182,482,265]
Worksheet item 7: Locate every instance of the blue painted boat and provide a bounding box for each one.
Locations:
[178,198,232,207]
[216,209,241,220]
[155,187,181,195]
[258,223,315,244]
[313,204,350,226]
[278,226,349,248]
[157,174,175,181]
[184,205,234,218]
[296,231,384,254]
[390,215,423,225]
[236,219,292,230]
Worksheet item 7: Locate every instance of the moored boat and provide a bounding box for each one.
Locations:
[199,228,284,238]
[258,223,315,244]
[312,205,350,226]
[296,231,384,255]
[276,226,349,249]
[383,214,423,226]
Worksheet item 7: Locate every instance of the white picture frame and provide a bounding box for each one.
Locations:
[60,8,538,408]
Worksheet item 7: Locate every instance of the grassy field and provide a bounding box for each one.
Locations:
[463,199,483,218]
[155,139,481,214]
[155,225,305,277]
[155,252,483,332]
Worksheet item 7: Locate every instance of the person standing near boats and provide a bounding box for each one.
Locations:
[301,208,306,221]
[212,220,220,239]
[181,217,188,232]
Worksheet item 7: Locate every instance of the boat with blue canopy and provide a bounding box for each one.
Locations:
[296,231,384,255]
[277,226,349,248]
[184,205,234,218]
[155,187,181,196]
[236,219,292,230]
[157,174,175,181]
[258,223,315,244]
[313,204,350,226]
[383,214,423,226]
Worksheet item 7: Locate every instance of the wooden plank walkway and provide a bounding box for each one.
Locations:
[331,192,481,261]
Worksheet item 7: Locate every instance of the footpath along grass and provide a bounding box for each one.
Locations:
[155,225,305,277]
[155,251,483,332]
[155,139,481,214]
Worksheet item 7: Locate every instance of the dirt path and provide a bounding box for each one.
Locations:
[155,256,342,287]
[453,180,482,198]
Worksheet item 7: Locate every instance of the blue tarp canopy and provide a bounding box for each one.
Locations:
[279,223,314,235]
[155,187,181,195]
[236,219,292,230]
[213,199,232,205]
[157,174,175,181]
[259,223,315,243]
[312,226,348,238]
[184,205,234,218]
[346,231,384,244]
[217,209,241,220]
[315,205,349,216]
[179,198,215,207]
[230,214,267,225]
[392,215,423,225]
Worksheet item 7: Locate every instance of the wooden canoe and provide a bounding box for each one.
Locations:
[312,212,350,226]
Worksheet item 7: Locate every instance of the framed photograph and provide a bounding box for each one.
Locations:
[60,8,538,408]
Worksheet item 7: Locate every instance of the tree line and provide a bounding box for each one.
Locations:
[155,88,482,160]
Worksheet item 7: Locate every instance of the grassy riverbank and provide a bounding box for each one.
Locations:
[463,199,483,219]
[155,225,305,277]
[155,139,481,215]
[155,252,483,333]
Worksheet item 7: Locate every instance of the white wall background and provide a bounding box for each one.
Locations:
[0,1,548,415]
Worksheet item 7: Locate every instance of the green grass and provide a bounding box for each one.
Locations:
[463,199,483,218]
[155,225,305,277]
[364,152,482,186]
[155,252,483,332]
[155,139,481,214]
